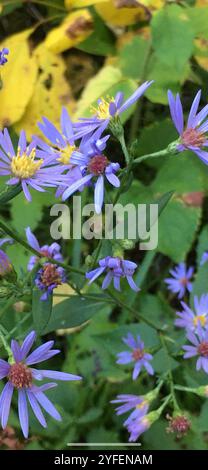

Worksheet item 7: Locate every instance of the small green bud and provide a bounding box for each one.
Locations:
[108,116,123,139]
[119,239,135,250]
[85,255,94,267]
[0,285,12,299]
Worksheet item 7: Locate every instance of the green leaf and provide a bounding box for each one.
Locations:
[152,348,179,373]
[157,200,201,262]
[151,5,194,73]
[152,151,207,193]
[78,10,115,56]
[186,6,208,39]
[43,296,109,334]
[131,119,177,166]
[32,288,53,334]
[118,36,151,80]
[146,54,190,104]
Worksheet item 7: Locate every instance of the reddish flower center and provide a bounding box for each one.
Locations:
[198,341,208,357]
[40,249,50,258]
[88,155,109,175]
[132,348,144,361]
[8,363,32,389]
[180,277,188,286]
[181,128,205,148]
[167,415,191,437]
[41,264,61,288]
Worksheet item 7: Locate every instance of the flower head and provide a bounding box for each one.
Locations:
[35,263,66,301]
[61,131,120,213]
[175,294,208,332]
[164,262,193,299]
[166,414,191,438]
[0,129,66,201]
[86,256,139,292]
[116,333,154,380]
[111,394,150,442]
[0,238,13,277]
[0,331,82,438]
[0,48,9,66]
[25,227,63,271]
[168,89,208,164]
[37,108,77,165]
[74,81,153,138]
[183,327,208,373]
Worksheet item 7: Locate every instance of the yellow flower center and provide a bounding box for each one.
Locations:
[91,96,114,120]
[11,148,43,179]
[136,399,147,410]
[57,144,76,165]
[193,314,207,327]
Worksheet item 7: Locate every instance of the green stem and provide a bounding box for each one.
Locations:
[118,132,131,165]
[157,394,172,415]
[0,184,22,205]
[160,334,180,411]
[0,326,12,358]
[132,148,169,166]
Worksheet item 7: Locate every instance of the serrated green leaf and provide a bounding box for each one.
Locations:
[151,5,194,73]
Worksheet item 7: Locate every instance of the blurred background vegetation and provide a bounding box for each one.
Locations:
[1,0,208,450]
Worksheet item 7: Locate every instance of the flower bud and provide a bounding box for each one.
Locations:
[85,255,94,267]
[166,413,191,438]
[108,116,124,139]
[119,239,135,250]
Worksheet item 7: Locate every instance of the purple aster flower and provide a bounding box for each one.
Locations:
[25,227,63,271]
[111,394,150,442]
[164,262,194,299]
[73,81,153,138]
[183,327,208,373]
[0,48,9,66]
[37,107,77,165]
[35,263,66,301]
[86,256,139,292]
[111,394,149,417]
[61,133,120,214]
[0,330,82,438]
[0,238,13,276]
[175,294,208,332]
[200,252,208,266]
[111,394,149,442]
[168,89,208,164]
[0,129,66,201]
[116,333,154,380]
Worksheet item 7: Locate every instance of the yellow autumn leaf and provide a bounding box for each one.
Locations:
[196,0,208,5]
[44,9,93,54]
[194,38,208,71]
[15,44,75,140]
[95,0,165,27]
[0,29,37,128]
[66,0,105,7]
[53,283,76,306]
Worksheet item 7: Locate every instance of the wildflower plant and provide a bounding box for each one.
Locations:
[1,5,208,450]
